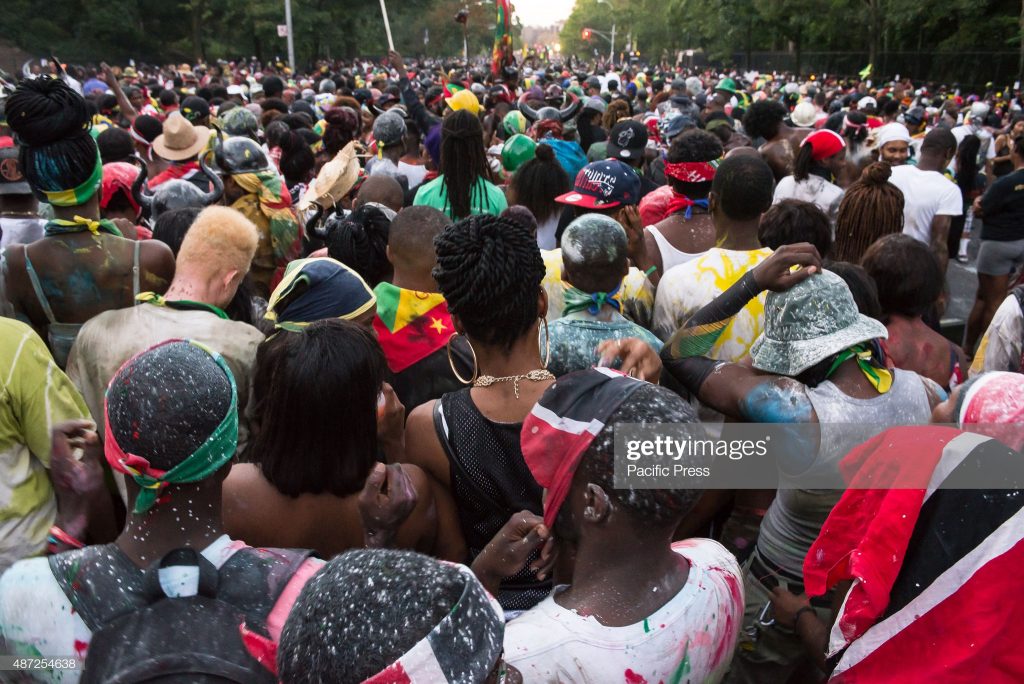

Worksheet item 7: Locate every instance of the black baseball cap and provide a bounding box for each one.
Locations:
[180,96,210,123]
[607,120,648,161]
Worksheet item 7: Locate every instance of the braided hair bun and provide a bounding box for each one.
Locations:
[6,76,99,195]
[432,214,544,349]
[861,161,892,185]
[7,76,90,146]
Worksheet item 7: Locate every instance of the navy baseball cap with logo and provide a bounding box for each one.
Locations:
[0,143,31,196]
[556,159,641,209]
[607,120,648,161]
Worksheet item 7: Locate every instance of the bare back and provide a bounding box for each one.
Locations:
[5,232,173,340]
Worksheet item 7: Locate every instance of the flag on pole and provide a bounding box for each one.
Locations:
[492,0,514,76]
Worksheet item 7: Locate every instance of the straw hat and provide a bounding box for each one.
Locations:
[152,112,210,161]
[298,140,361,211]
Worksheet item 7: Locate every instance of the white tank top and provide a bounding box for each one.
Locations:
[756,369,935,576]
[647,224,705,273]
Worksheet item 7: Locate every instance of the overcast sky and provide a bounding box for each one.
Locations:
[513,0,575,27]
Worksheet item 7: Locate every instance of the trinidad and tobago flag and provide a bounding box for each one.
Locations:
[803,426,1024,682]
[373,282,454,373]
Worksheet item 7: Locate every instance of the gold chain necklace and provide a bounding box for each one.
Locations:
[473,369,555,399]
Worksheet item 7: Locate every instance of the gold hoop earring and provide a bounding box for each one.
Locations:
[447,332,479,384]
[539,317,551,370]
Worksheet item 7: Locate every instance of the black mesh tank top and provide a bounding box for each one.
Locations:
[435,388,552,611]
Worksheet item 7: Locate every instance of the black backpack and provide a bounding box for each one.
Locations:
[49,544,312,683]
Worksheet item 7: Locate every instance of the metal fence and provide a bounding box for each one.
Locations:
[689,51,1022,89]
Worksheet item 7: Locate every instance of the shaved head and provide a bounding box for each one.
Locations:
[388,206,452,277]
[355,175,404,214]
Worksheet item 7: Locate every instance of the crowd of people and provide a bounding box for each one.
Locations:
[0,49,1021,682]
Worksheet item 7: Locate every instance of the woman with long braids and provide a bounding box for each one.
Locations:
[830,162,905,263]
[402,212,553,612]
[2,77,175,368]
[413,110,507,220]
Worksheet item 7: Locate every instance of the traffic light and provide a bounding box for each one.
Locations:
[581,28,592,40]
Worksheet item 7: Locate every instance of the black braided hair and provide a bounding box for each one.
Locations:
[432,213,544,350]
[6,76,98,196]
[439,110,490,220]
[325,204,392,287]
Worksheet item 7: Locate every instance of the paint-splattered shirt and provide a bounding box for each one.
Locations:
[0,319,89,575]
[546,314,664,378]
[542,249,655,330]
[0,536,323,683]
[653,248,773,362]
[504,539,743,684]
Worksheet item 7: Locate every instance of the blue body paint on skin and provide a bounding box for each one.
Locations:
[739,382,814,424]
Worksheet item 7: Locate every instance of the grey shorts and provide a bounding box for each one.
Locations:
[977,238,1024,276]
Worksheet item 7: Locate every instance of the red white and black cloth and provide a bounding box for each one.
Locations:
[361,564,504,684]
[804,425,1024,682]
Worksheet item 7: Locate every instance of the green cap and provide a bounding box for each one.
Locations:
[716,77,738,94]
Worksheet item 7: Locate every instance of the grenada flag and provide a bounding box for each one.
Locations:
[373,282,455,373]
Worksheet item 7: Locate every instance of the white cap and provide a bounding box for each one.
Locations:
[875,122,911,147]
[970,101,991,119]
[859,96,878,109]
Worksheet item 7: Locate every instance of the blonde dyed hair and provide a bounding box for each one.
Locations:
[177,206,259,276]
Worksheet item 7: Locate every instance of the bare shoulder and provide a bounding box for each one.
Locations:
[403,399,450,486]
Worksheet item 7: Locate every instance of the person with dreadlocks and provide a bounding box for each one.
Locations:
[831,162,905,263]
[658,247,943,684]
[217,135,302,298]
[401,212,554,613]
[772,129,847,226]
[0,340,322,680]
[639,130,724,282]
[413,110,507,220]
[743,99,812,181]
[2,77,175,369]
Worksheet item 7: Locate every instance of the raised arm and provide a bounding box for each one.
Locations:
[100,62,138,123]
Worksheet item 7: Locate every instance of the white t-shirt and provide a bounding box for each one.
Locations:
[505,539,743,684]
[398,161,427,190]
[888,164,962,244]
[772,175,844,225]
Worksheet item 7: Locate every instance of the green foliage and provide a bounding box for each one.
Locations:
[0,0,520,66]
[556,0,1023,83]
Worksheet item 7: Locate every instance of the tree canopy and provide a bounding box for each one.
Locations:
[0,0,518,66]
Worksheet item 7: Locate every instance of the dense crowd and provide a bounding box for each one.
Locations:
[0,51,1022,683]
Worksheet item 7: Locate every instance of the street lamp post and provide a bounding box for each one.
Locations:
[284,0,295,70]
[596,0,615,63]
